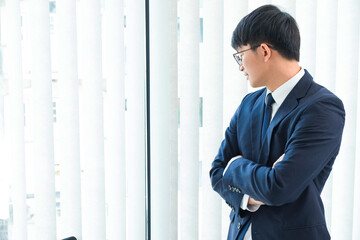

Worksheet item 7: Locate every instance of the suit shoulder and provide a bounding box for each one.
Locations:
[300,83,345,122]
[308,83,344,110]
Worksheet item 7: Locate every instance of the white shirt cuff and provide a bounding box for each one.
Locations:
[240,194,250,210]
[240,194,261,212]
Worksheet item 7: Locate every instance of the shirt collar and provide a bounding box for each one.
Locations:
[265,68,305,105]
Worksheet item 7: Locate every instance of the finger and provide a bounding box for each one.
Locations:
[250,198,265,206]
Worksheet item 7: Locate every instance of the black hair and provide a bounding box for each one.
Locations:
[231,5,300,61]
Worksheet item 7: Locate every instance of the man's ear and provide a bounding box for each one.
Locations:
[260,44,272,62]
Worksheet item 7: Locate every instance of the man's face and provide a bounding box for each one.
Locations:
[237,44,267,88]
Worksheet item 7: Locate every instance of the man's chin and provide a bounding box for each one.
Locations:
[249,81,264,89]
[249,80,258,88]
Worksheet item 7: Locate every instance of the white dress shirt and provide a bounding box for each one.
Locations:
[225,68,305,240]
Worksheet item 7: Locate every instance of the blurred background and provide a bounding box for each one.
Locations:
[0,0,359,239]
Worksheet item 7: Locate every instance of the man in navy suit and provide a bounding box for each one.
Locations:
[210,5,345,240]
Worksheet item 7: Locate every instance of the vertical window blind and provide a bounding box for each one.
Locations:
[0,0,359,239]
[29,1,56,239]
[56,0,82,239]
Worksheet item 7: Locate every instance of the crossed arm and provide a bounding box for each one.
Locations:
[226,154,285,207]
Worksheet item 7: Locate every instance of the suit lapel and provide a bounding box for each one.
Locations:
[259,70,314,165]
[250,89,267,161]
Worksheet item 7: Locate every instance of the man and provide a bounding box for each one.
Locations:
[210,5,345,240]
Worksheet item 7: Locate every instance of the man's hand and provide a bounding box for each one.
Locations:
[248,196,264,206]
[272,153,285,168]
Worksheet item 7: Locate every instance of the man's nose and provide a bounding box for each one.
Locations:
[239,65,244,71]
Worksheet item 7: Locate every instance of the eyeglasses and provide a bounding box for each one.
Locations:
[233,44,277,66]
[233,45,260,66]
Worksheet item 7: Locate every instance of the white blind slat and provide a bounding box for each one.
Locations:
[125,0,147,239]
[6,0,27,238]
[56,0,82,238]
[201,0,224,239]
[103,0,126,239]
[150,0,178,238]
[179,0,200,238]
[30,0,57,238]
[78,0,106,239]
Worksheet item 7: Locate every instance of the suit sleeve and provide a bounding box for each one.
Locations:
[209,99,248,216]
[222,98,345,206]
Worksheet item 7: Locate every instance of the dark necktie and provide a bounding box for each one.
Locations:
[262,93,275,142]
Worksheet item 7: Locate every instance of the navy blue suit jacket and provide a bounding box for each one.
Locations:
[210,70,345,240]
